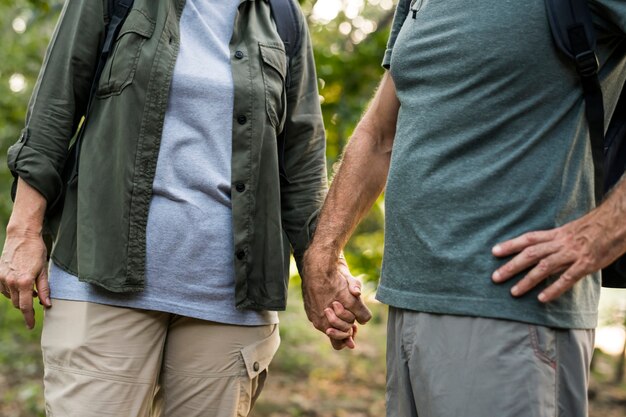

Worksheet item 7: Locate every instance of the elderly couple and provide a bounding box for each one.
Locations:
[2,0,626,416]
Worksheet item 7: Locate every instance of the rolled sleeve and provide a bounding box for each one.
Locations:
[7,0,104,208]
[7,130,64,208]
[382,0,411,69]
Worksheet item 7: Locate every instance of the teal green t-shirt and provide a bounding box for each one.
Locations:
[378,0,626,329]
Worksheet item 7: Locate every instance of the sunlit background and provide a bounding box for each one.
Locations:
[1,1,625,417]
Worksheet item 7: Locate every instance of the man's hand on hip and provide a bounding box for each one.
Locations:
[491,208,625,302]
[302,249,372,350]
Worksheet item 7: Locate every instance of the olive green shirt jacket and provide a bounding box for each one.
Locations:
[7,0,327,311]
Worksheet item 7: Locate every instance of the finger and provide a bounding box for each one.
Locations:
[0,282,9,299]
[331,301,356,323]
[538,263,587,303]
[324,307,353,332]
[346,298,372,325]
[10,288,20,309]
[492,230,555,258]
[330,337,354,350]
[509,253,571,297]
[36,271,52,308]
[18,288,35,329]
[492,241,561,283]
[326,326,354,340]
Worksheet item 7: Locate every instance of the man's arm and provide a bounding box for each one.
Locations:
[491,176,626,302]
[0,178,51,329]
[302,72,400,348]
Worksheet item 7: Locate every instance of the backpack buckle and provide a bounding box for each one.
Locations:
[574,50,599,77]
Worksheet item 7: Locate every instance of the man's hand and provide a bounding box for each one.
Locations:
[491,208,625,302]
[302,249,372,350]
[0,231,50,329]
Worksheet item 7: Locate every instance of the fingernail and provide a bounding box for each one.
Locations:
[352,286,361,295]
[493,245,502,255]
[538,293,547,303]
[492,271,501,282]
[46,297,51,306]
[511,285,519,296]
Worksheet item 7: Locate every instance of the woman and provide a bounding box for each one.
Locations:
[0,0,328,415]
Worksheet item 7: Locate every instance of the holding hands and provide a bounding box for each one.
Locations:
[302,248,372,350]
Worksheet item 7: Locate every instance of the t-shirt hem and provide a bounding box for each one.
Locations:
[50,295,279,326]
[375,284,598,330]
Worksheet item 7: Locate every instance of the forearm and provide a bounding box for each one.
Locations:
[308,73,399,259]
[7,178,47,237]
[592,175,626,259]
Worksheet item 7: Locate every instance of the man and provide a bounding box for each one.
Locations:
[0,0,372,416]
[303,0,626,416]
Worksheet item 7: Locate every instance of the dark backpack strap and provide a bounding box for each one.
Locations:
[267,0,302,80]
[267,0,304,183]
[604,84,626,191]
[69,0,134,182]
[545,0,605,203]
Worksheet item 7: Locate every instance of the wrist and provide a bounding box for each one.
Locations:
[6,219,43,238]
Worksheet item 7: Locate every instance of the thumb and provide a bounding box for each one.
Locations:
[36,270,51,308]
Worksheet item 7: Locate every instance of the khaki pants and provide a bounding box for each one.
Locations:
[41,300,280,417]
[386,307,595,417]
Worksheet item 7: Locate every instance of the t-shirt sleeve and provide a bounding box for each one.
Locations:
[590,0,626,37]
[382,0,411,69]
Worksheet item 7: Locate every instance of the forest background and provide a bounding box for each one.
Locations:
[0,0,625,416]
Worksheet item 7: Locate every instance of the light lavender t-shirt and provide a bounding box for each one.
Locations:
[49,0,278,326]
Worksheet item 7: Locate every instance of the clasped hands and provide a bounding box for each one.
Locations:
[301,249,372,350]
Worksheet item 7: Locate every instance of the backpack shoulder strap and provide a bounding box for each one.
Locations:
[267,0,303,61]
[267,0,304,183]
[69,0,135,182]
[545,0,605,202]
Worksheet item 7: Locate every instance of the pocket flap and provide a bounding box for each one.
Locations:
[241,325,280,379]
[117,9,155,39]
[259,43,287,79]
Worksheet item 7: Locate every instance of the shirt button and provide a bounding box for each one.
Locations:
[237,115,247,125]
[235,183,246,192]
[235,50,244,59]
[236,250,246,260]
[253,362,260,372]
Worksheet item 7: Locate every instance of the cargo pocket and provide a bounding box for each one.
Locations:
[238,324,280,416]
[259,43,287,130]
[96,9,155,97]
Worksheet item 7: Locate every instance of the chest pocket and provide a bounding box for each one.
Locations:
[97,9,155,98]
[259,43,287,130]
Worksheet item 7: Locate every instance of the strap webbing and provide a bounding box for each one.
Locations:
[568,23,605,202]
[70,0,134,182]
[267,0,303,183]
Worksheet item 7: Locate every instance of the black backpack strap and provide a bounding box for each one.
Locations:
[545,0,605,202]
[604,85,626,191]
[267,0,303,85]
[69,0,134,182]
[267,0,304,183]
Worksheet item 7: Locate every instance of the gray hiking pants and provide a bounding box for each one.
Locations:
[386,307,594,417]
